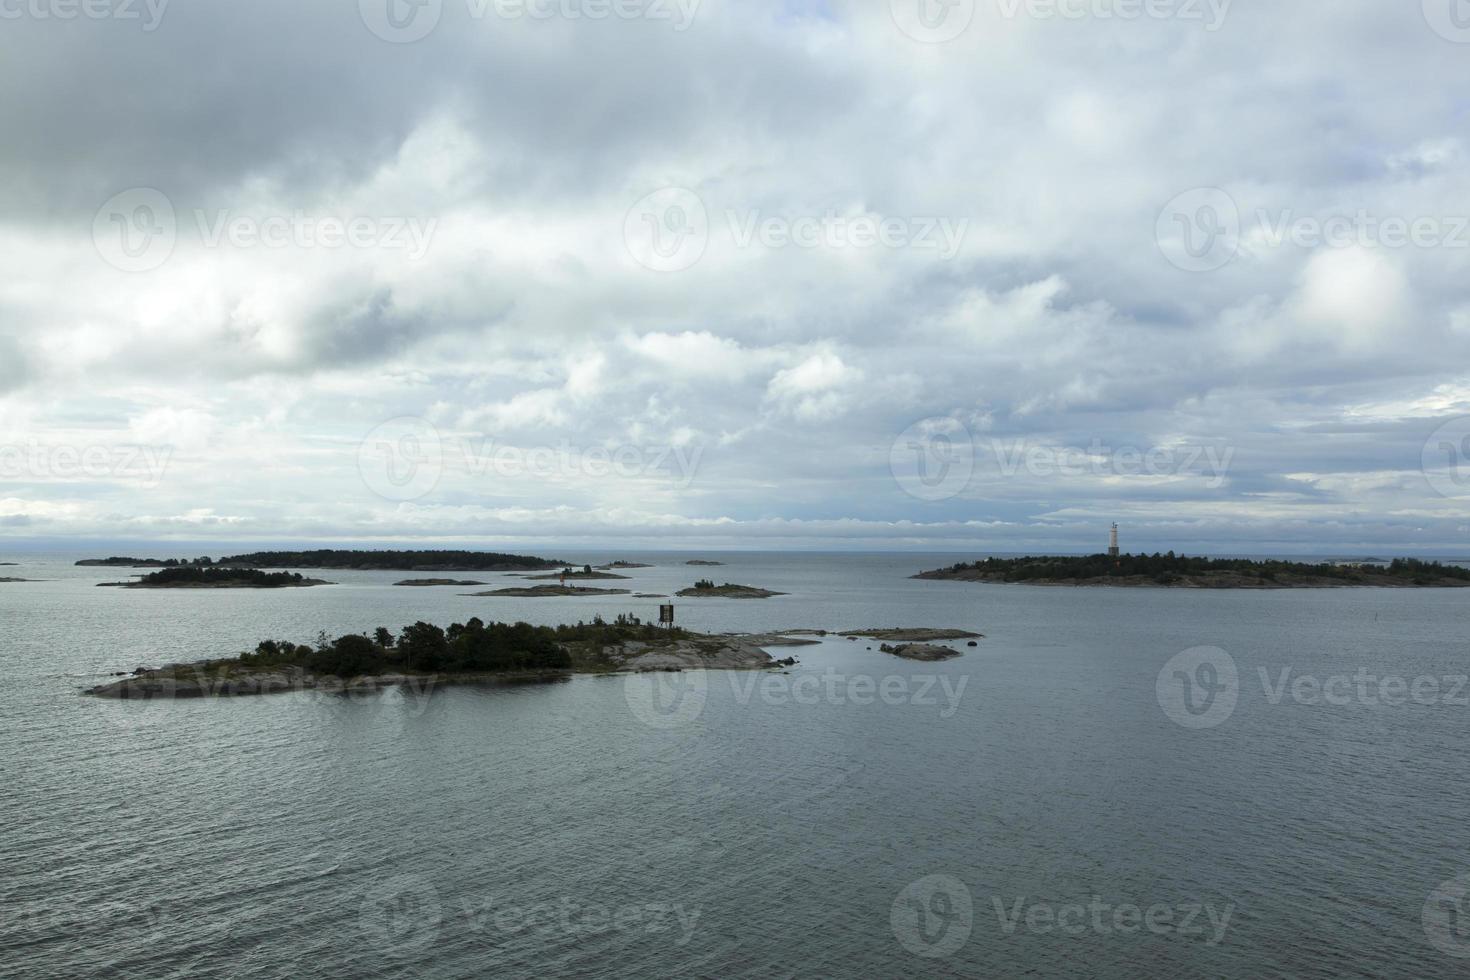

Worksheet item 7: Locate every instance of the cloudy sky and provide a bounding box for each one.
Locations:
[2,0,1470,554]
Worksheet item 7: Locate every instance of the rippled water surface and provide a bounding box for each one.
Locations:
[3,550,1470,977]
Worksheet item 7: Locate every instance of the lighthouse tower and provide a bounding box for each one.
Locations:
[1108,523,1120,558]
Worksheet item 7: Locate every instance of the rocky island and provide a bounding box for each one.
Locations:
[466,585,633,598]
[915,554,1470,589]
[840,628,982,642]
[522,566,631,581]
[597,561,653,569]
[676,580,786,599]
[100,568,330,589]
[87,617,817,699]
[878,643,964,662]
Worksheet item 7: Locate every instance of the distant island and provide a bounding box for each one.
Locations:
[100,568,330,589]
[597,561,653,569]
[685,560,725,566]
[523,566,630,581]
[87,617,816,699]
[78,550,563,571]
[915,554,1470,589]
[0,577,33,583]
[676,580,785,598]
[394,579,487,587]
[466,585,632,598]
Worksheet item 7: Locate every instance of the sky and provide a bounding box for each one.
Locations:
[2,0,1470,554]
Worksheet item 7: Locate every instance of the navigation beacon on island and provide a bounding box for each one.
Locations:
[1108,523,1120,558]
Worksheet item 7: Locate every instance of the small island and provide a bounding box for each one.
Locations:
[78,550,563,571]
[676,580,786,599]
[523,565,631,581]
[465,585,632,598]
[394,579,487,587]
[915,554,1470,589]
[879,643,963,662]
[685,560,725,566]
[840,628,982,642]
[597,561,653,569]
[100,568,330,589]
[0,577,33,583]
[87,617,814,699]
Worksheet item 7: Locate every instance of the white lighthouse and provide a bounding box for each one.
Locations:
[1108,523,1120,558]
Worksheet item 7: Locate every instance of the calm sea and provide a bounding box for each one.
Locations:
[3,549,1469,978]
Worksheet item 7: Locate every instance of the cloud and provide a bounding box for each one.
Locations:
[1,2,1468,551]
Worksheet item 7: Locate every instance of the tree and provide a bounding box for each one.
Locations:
[374,627,395,648]
[399,621,449,672]
[310,634,381,677]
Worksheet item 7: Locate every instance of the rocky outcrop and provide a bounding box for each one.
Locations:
[878,643,963,662]
[675,584,785,599]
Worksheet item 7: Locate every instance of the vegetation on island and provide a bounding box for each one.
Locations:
[524,566,630,580]
[916,554,1470,588]
[236,615,687,676]
[113,567,326,588]
[677,580,786,598]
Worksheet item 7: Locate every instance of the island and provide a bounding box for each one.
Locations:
[840,628,982,641]
[597,561,653,569]
[914,554,1470,589]
[685,560,725,566]
[394,579,487,587]
[78,550,563,571]
[878,643,964,662]
[522,566,631,581]
[99,568,330,589]
[79,556,204,567]
[465,585,632,598]
[86,617,820,699]
[0,577,33,583]
[676,580,786,599]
